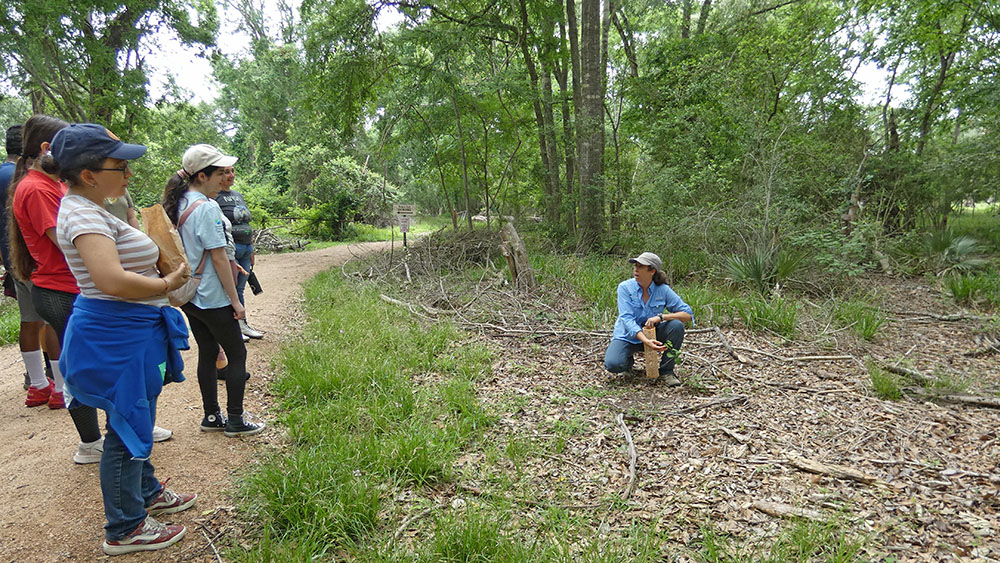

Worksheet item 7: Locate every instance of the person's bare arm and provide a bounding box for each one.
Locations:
[74,234,188,299]
[209,247,245,319]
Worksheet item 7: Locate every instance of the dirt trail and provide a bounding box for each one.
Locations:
[0,241,396,562]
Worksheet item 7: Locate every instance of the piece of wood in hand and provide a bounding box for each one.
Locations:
[642,326,658,378]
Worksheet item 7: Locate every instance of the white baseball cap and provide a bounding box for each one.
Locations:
[182,144,237,175]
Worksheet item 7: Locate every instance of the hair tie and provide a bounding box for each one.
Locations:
[177,168,189,179]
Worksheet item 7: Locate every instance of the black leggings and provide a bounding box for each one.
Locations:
[180,303,248,418]
[30,285,102,443]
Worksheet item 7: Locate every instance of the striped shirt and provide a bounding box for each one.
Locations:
[57,194,169,307]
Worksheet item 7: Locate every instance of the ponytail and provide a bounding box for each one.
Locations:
[6,179,34,282]
[162,164,220,225]
[652,270,668,286]
[162,173,189,225]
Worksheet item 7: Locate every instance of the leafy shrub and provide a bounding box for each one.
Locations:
[833,299,887,341]
[735,295,798,337]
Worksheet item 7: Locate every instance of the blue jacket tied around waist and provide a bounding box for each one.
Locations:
[61,296,189,459]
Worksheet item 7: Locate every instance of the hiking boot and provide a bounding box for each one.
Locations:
[152,426,173,443]
[239,319,264,339]
[223,414,265,437]
[199,412,227,432]
[25,380,54,407]
[102,516,186,556]
[74,438,104,464]
[48,391,65,409]
[147,481,196,515]
[659,372,681,387]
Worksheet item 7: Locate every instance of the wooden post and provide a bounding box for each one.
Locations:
[499,222,536,291]
[642,326,659,378]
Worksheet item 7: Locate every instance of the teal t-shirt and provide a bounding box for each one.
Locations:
[177,191,231,309]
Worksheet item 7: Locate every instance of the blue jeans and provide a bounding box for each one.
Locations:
[604,319,685,375]
[101,398,162,541]
[234,243,253,306]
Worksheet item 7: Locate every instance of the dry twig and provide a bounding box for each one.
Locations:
[615,413,638,500]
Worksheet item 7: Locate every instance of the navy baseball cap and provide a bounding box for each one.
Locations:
[50,123,146,170]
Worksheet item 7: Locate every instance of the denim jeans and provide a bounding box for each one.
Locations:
[234,243,253,306]
[101,397,162,541]
[604,319,685,375]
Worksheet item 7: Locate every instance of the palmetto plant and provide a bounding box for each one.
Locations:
[923,229,986,275]
[723,244,804,295]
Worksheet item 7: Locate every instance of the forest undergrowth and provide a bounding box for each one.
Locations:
[234,227,1000,561]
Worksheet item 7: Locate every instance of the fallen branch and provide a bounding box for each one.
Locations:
[713,326,748,364]
[720,427,749,443]
[903,388,1000,409]
[670,394,748,415]
[393,503,446,542]
[878,362,936,386]
[752,501,825,521]
[786,453,877,485]
[196,523,224,563]
[616,413,638,500]
[889,310,995,322]
[731,346,852,363]
[379,294,439,319]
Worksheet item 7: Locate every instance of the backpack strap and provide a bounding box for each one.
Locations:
[177,198,210,277]
[176,198,207,229]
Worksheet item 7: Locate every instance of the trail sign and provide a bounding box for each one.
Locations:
[393,204,416,216]
[398,216,411,233]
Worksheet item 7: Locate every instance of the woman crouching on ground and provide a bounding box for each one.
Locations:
[604,252,693,386]
[162,144,264,437]
[51,123,196,555]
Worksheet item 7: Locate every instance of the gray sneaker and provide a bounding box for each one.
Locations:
[224,414,265,437]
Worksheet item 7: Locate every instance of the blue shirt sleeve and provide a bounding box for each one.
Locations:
[617,282,642,339]
[662,284,694,324]
[192,203,227,251]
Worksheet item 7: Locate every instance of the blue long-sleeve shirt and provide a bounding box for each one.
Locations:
[611,278,693,344]
[61,297,189,459]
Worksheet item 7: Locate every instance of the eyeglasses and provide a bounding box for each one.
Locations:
[92,163,130,174]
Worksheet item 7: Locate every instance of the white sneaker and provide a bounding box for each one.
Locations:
[239,319,264,339]
[74,437,104,464]
[152,426,173,443]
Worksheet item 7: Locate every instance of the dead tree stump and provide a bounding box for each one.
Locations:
[499,222,536,291]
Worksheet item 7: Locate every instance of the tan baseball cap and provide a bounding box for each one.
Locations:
[182,144,237,175]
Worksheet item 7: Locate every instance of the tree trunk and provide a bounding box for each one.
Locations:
[696,0,712,35]
[515,0,559,225]
[540,58,563,224]
[916,50,955,156]
[413,106,458,230]
[577,0,605,251]
[681,0,692,39]
[446,62,473,232]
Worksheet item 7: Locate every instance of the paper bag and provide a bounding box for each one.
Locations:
[140,204,189,277]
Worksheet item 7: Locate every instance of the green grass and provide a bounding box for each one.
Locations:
[695,517,867,562]
[949,204,1000,253]
[230,270,498,560]
[833,299,888,341]
[868,363,902,401]
[0,298,19,346]
[300,215,454,249]
[735,295,798,337]
[944,272,1000,309]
